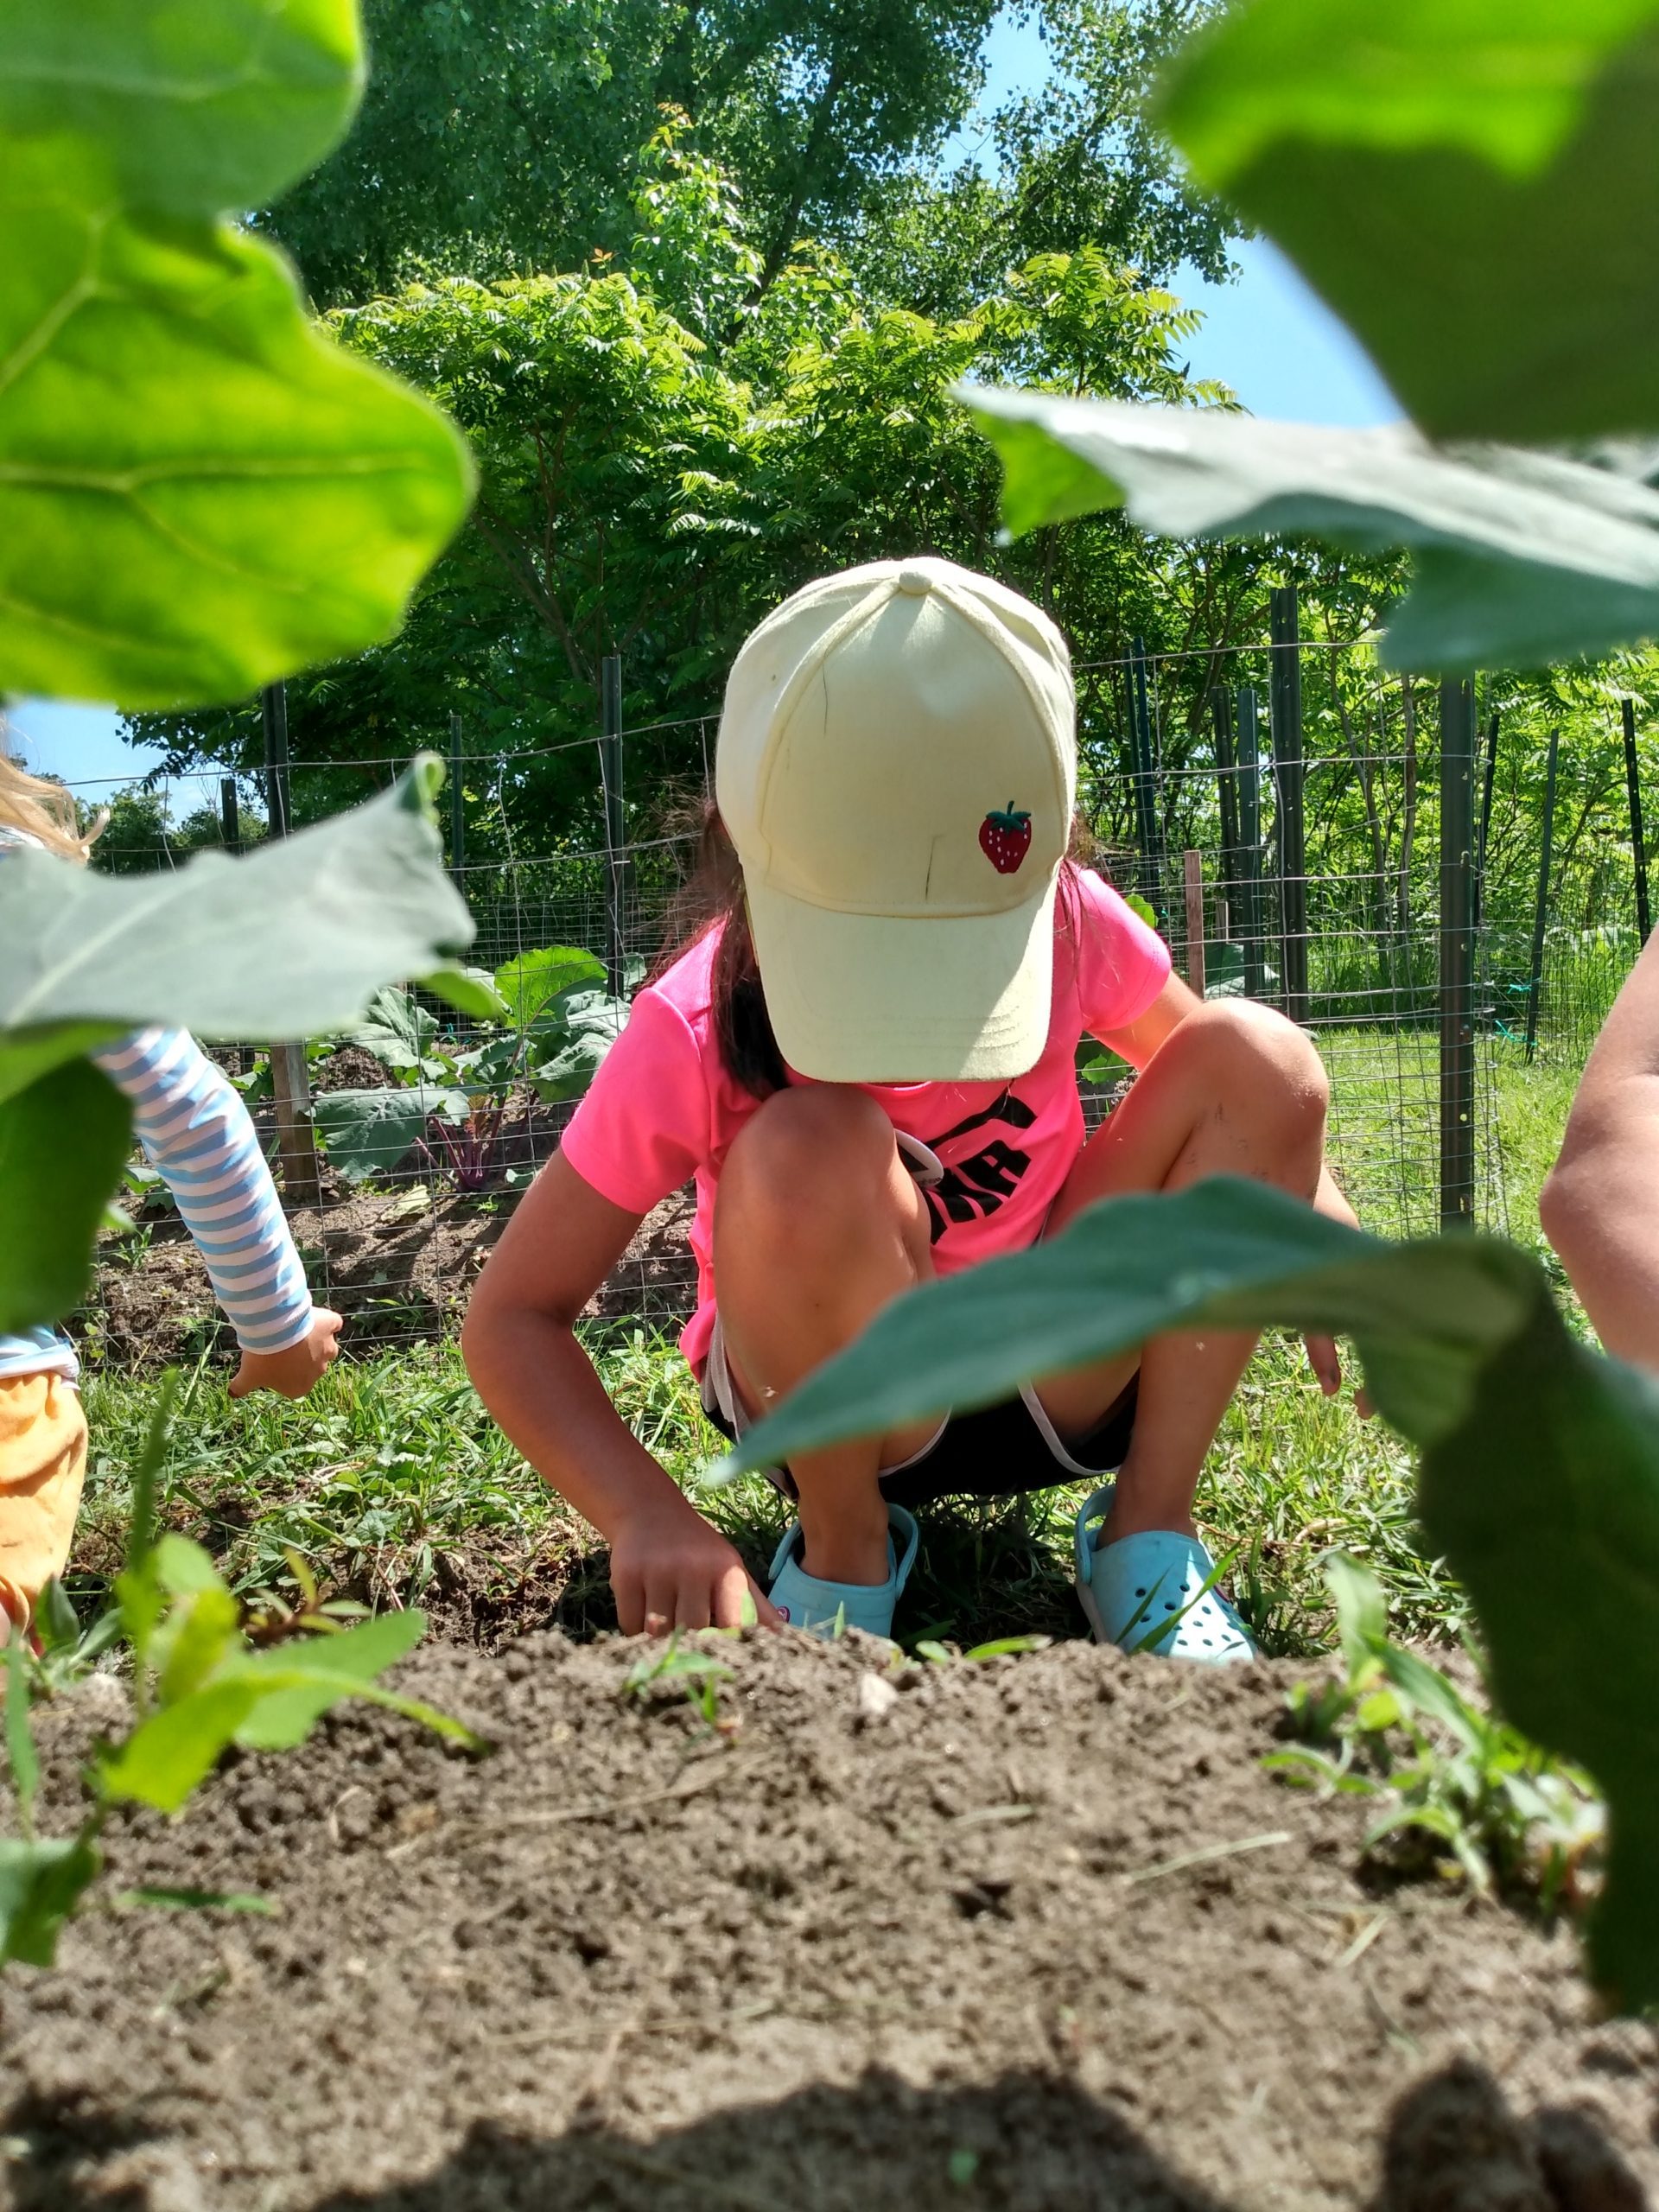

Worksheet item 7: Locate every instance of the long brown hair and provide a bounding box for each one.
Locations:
[655,796,1100,1100]
[0,753,103,862]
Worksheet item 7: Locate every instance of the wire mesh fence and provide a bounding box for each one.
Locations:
[73,615,1647,1366]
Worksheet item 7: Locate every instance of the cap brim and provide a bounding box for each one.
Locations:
[747,874,1058,1083]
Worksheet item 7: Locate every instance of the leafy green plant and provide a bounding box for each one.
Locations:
[622,1632,733,1733]
[1268,1555,1600,1904]
[0,0,472,708]
[312,950,627,1186]
[715,1175,1659,2010]
[1,1379,485,1968]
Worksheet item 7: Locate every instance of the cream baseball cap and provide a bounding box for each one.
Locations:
[715,556,1076,1083]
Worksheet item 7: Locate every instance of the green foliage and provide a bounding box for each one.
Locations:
[311,1084,466,1184]
[1,1378,484,1968]
[0,1058,132,1332]
[0,762,474,1323]
[623,1632,733,1732]
[1,763,472,1096]
[0,0,365,216]
[1159,0,1659,444]
[263,0,1001,308]
[1269,1556,1599,1904]
[717,1176,1659,2009]
[0,0,471,709]
[963,388,1659,673]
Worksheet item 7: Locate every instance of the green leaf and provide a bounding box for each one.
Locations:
[230,1606,426,1751]
[0,1831,100,1967]
[0,1058,132,1332]
[112,1885,275,1916]
[311,1084,467,1181]
[152,1536,231,1601]
[1372,1640,1487,1756]
[0,139,474,710]
[1158,0,1659,444]
[0,763,474,1102]
[714,1174,1659,2008]
[343,985,440,1075]
[34,1578,81,1660]
[421,965,508,1021]
[1324,1553,1388,1684]
[0,0,365,218]
[156,1587,243,1709]
[4,1635,37,1829]
[99,1678,262,1813]
[528,989,628,1103]
[495,945,607,1027]
[960,385,1659,672]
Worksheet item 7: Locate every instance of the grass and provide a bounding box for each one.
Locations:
[71,1024,1595,1659]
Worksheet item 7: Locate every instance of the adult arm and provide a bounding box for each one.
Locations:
[461,1150,777,1632]
[91,1030,339,1396]
[1541,931,1659,1370]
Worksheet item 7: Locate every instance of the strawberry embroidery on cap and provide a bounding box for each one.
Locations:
[979,803,1032,874]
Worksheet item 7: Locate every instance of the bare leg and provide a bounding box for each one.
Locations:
[713,1087,938,1586]
[1038,1001,1329,1544]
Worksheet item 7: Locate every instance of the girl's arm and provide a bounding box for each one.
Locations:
[90,1030,340,1397]
[1093,975,1367,1405]
[461,1151,777,1633]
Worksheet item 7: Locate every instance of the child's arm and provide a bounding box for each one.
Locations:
[91,1030,340,1397]
[462,1152,777,1634]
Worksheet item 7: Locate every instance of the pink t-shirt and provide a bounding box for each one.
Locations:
[560,865,1171,1370]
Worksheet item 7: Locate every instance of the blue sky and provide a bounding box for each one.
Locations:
[10,3,1396,798]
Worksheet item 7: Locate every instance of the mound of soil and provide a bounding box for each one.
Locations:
[86,1185,698,1367]
[3,1637,1652,2212]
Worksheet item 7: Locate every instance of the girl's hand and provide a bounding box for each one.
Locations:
[610,1501,780,1634]
[230,1307,343,1400]
[1303,1332,1373,1419]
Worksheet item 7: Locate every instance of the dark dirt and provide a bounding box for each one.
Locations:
[3,1636,1653,2212]
[85,1183,698,1368]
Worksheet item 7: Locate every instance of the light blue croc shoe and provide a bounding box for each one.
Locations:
[1073,1484,1255,1663]
[768,1503,919,1640]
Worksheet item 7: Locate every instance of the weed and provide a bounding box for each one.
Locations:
[1266,1554,1601,1907]
[622,1632,734,1732]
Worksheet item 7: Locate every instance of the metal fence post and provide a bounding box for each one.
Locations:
[1236,683,1265,998]
[1268,587,1307,1022]
[448,709,467,893]
[1472,709,1500,941]
[259,679,320,1207]
[219,777,241,857]
[1210,686,1238,899]
[1524,726,1560,1065]
[1128,636,1165,921]
[1183,849,1206,997]
[1624,697,1651,945]
[1440,677,1477,1229]
[600,654,627,996]
[260,681,291,840]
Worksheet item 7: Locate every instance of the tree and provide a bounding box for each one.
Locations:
[263,0,999,308]
[846,0,1238,324]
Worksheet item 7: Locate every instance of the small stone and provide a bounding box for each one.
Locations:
[856,1671,899,1724]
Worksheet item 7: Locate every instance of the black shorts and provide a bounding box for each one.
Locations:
[701,1374,1138,1512]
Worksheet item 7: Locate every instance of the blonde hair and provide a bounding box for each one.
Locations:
[0,752,103,864]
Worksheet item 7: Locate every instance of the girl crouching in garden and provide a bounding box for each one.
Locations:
[463,558,1361,1659]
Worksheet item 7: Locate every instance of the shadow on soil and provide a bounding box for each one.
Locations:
[9,2061,1639,2212]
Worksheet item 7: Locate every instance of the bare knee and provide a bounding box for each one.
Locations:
[717,1086,902,1264]
[1173,1001,1329,1143]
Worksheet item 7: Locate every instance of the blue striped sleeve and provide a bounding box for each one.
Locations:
[90,1029,315,1357]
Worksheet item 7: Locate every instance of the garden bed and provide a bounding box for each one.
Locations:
[85,1184,699,1367]
[3,1633,1651,2212]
